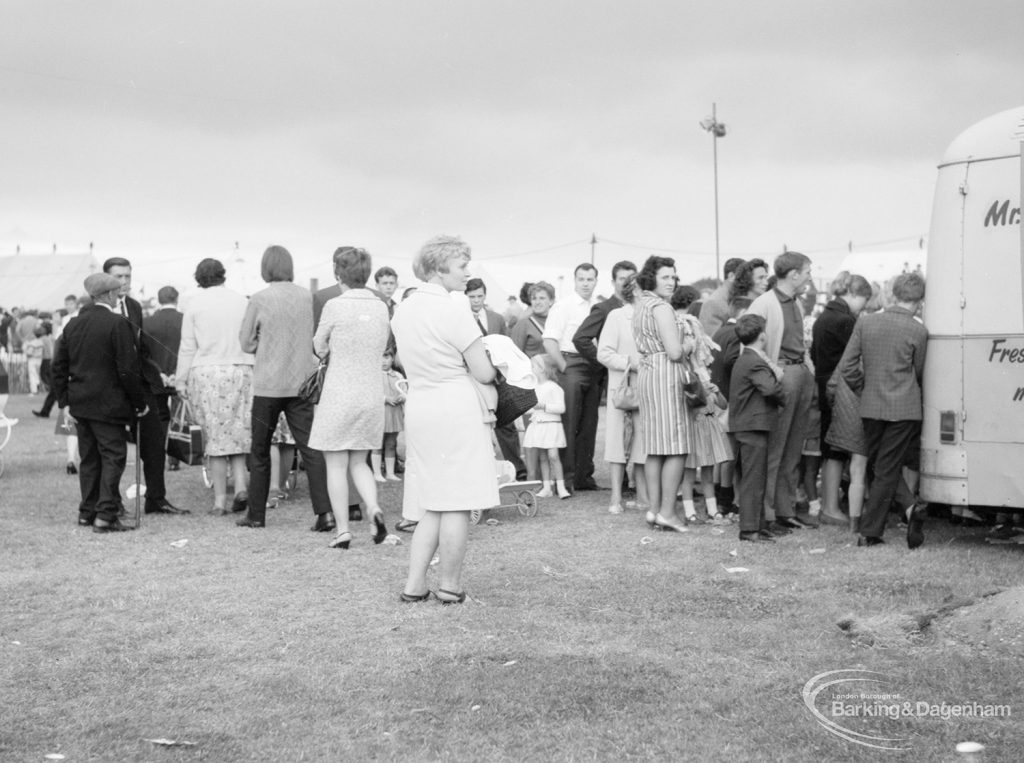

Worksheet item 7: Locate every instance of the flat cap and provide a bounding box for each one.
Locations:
[84,273,122,298]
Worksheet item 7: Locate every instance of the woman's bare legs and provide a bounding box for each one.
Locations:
[403,511,440,597]
[436,511,470,597]
[609,462,625,507]
[848,454,867,532]
[324,450,351,535]
[632,463,650,507]
[347,449,382,523]
[229,454,248,498]
[210,456,229,510]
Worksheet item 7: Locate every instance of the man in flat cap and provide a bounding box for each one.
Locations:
[52,273,149,532]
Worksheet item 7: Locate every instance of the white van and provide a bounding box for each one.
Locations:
[920,106,1024,511]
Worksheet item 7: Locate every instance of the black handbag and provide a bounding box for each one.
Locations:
[682,361,707,409]
[494,371,537,427]
[298,355,329,405]
[165,399,205,466]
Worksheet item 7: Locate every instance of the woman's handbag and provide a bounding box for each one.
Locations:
[682,361,708,409]
[494,370,537,427]
[298,354,329,405]
[165,399,204,466]
[612,359,639,411]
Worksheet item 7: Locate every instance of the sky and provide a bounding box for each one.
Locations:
[1,0,1021,300]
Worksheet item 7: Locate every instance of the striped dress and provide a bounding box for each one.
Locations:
[632,292,692,456]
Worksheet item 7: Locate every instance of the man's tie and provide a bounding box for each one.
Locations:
[477,312,488,336]
[120,298,128,318]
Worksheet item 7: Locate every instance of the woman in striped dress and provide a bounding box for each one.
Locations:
[632,256,695,533]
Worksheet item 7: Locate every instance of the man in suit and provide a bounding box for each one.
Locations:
[466,277,527,480]
[839,271,928,548]
[728,314,785,543]
[143,286,183,469]
[52,273,149,532]
[102,258,187,515]
[699,257,746,336]
[543,263,601,491]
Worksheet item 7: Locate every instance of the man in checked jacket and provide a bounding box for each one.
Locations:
[839,272,928,548]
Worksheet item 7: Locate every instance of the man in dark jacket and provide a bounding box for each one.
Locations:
[143,286,183,469]
[53,274,149,532]
[104,258,187,515]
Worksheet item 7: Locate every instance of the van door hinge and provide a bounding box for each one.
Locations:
[959,183,968,195]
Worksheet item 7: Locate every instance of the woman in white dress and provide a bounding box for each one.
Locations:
[308,248,390,549]
[596,276,649,515]
[392,235,498,604]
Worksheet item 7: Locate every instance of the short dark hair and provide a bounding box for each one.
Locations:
[774,251,811,280]
[892,272,925,303]
[157,286,179,305]
[102,257,131,273]
[735,314,766,345]
[574,263,598,279]
[724,257,745,280]
[374,266,397,283]
[194,258,226,288]
[64,294,77,303]
[611,260,637,280]
[636,256,675,291]
[333,246,372,288]
[261,245,294,283]
[465,278,486,294]
[670,284,700,312]
[518,282,534,306]
[529,281,555,302]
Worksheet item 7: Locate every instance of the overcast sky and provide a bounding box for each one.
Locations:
[1,0,1021,295]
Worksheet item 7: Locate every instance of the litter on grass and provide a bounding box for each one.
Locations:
[728,549,738,557]
[808,547,826,554]
[382,534,404,545]
[44,755,66,760]
[169,539,188,548]
[503,660,517,666]
[640,536,653,545]
[724,567,750,574]
[144,738,196,747]
[486,518,500,525]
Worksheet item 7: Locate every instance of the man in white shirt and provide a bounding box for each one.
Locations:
[542,263,601,491]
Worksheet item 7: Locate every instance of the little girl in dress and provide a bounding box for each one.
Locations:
[678,312,732,523]
[372,350,406,482]
[523,355,570,499]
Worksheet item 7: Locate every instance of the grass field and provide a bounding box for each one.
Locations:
[1,392,1022,762]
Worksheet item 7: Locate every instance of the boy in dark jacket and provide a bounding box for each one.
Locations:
[728,314,785,542]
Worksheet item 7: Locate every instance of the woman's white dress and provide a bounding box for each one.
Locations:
[308,289,389,451]
[391,283,500,520]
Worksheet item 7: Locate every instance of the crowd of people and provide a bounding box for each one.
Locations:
[1,237,947,603]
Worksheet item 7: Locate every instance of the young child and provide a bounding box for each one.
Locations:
[728,314,785,542]
[24,326,45,395]
[678,313,732,523]
[523,355,569,499]
[372,350,405,482]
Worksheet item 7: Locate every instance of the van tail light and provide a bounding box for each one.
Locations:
[939,411,957,444]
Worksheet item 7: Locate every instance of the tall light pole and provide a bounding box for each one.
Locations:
[700,103,727,280]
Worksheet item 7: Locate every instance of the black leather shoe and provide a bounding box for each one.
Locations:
[93,518,133,533]
[789,515,817,528]
[66,462,78,475]
[767,521,792,535]
[230,492,249,514]
[758,529,776,540]
[740,530,774,543]
[145,499,190,515]
[236,516,265,528]
[774,517,804,529]
[32,409,48,418]
[311,511,336,532]
[907,502,927,549]
[78,514,95,526]
[857,536,885,547]
[348,504,362,521]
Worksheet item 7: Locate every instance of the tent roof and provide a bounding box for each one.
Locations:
[0,253,100,312]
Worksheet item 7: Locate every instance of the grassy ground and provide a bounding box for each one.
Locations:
[1,392,1023,762]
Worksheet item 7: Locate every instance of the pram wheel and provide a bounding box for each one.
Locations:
[469,509,482,525]
[516,490,538,517]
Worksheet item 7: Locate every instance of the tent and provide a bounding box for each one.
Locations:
[0,252,100,313]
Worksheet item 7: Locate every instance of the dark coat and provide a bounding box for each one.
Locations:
[52,304,147,424]
[810,298,857,384]
[572,296,623,365]
[709,321,742,396]
[143,307,183,388]
[120,295,163,394]
[728,348,784,433]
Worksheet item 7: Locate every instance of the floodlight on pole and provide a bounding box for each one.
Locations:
[700,103,726,280]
